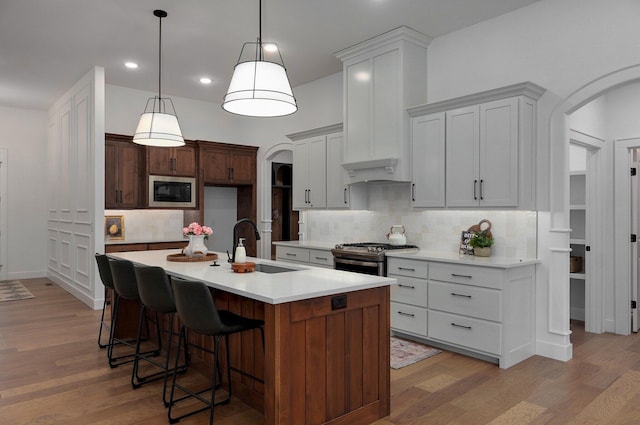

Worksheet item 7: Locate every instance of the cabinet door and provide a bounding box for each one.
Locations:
[411,112,445,207]
[344,59,371,163]
[117,143,143,208]
[105,141,119,208]
[326,132,349,208]
[228,149,255,184]
[373,49,400,159]
[173,145,197,177]
[201,146,230,184]
[445,105,480,207]
[480,98,518,207]
[147,147,174,175]
[307,136,327,208]
[292,141,309,210]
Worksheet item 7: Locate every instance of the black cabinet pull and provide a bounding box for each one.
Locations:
[314,256,328,261]
[398,284,416,289]
[473,180,478,200]
[286,253,297,257]
[451,273,473,279]
[412,183,416,202]
[115,190,119,204]
[398,311,415,318]
[480,179,484,200]
[451,292,472,298]
[398,267,416,272]
[451,322,472,330]
[344,188,348,204]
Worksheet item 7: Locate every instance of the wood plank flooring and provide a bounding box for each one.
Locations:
[2,278,640,424]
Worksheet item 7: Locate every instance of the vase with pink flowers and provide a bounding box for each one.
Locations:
[182,222,213,257]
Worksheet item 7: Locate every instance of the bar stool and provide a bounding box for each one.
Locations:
[108,258,161,368]
[132,265,189,406]
[94,254,115,349]
[168,279,265,425]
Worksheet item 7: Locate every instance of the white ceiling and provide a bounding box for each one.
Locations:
[0,0,540,110]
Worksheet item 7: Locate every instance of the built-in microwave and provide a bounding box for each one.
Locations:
[148,175,196,208]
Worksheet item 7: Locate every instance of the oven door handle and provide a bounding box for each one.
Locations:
[333,257,381,268]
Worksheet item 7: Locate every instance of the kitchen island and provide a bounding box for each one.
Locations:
[108,249,396,425]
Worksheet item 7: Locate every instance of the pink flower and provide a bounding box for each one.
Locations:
[183,222,212,240]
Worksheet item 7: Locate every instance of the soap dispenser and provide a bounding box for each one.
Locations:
[234,238,246,264]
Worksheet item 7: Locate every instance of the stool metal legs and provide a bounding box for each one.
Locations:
[131,308,189,407]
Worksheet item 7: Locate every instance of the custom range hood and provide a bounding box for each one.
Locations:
[335,26,431,183]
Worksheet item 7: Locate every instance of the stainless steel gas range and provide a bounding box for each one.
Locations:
[331,242,419,276]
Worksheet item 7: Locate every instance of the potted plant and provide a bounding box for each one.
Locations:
[469,230,493,257]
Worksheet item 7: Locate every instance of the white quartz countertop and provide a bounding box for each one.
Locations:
[108,249,396,304]
[386,249,538,268]
[271,240,336,250]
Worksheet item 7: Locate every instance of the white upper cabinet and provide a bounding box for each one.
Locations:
[335,26,431,183]
[292,135,327,209]
[288,124,367,211]
[410,112,446,207]
[408,82,545,210]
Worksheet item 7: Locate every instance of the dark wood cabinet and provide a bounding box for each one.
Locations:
[105,134,143,209]
[147,143,197,177]
[200,143,256,185]
[105,240,187,253]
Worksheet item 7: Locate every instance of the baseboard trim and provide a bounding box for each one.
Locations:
[536,339,573,362]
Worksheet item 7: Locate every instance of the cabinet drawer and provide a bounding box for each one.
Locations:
[429,263,503,289]
[309,249,333,267]
[276,246,310,263]
[428,310,501,355]
[390,276,428,307]
[387,258,428,278]
[429,281,501,321]
[391,302,427,336]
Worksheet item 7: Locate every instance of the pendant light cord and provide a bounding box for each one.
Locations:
[158,13,163,101]
[258,0,263,61]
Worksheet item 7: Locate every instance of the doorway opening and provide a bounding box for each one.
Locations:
[270,163,298,259]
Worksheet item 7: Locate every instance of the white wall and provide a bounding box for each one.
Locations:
[426,0,640,103]
[0,105,48,279]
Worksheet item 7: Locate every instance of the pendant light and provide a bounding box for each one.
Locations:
[133,9,185,147]
[222,0,297,117]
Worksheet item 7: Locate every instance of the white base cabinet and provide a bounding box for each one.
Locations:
[388,257,535,369]
[275,245,334,269]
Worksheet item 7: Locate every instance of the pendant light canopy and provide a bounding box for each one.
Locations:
[133,9,184,147]
[222,0,297,117]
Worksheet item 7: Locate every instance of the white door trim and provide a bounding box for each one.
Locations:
[0,148,7,282]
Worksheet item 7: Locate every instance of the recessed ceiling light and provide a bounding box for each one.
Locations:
[262,43,278,53]
[125,61,138,69]
[200,77,212,85]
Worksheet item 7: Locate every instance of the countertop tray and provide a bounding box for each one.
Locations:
[167,253,218,262]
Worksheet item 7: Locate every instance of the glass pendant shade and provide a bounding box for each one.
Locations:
[223,60,297,117]
[133,98,184,147]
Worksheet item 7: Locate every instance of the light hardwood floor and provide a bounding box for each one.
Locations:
[2,278,640,424]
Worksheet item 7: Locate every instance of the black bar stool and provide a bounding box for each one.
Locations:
[94,254,115,349]
[132,265,189,406]
[107,258,161,368]
[168,279,265,425]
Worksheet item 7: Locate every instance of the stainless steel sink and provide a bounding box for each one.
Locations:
[254,263,300,274]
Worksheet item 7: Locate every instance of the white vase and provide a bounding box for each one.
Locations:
[184,235,208,257]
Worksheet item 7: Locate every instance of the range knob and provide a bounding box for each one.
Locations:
[335,244,343,249]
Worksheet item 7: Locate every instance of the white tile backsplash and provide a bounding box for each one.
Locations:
[303,182,537,259]
[105,209,185,244]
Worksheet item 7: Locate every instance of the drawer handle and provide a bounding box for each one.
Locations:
[286,253,297,257]
[314,256,328,261]
[451,322,472,330]
[451,292,472,298]
[398,311,415,318]
[398,267,416,272]
[398,284,416,289]
[451,273,473,279]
